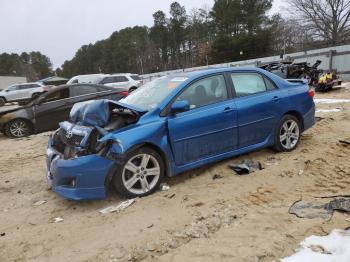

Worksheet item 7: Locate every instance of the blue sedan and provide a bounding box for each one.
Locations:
[46,68,315,200]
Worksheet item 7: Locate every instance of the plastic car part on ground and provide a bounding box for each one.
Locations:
[289,200,333,219]
[289,198,350,219]
[228,160,264,175]
[99,199,136,214]
[281,229,350,262]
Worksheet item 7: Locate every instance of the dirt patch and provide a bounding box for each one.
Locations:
[1,86,350,261]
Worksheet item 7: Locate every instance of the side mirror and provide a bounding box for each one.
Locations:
[5,90,9,92]
[171,100,190,114]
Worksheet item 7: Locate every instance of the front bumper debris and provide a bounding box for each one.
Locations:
[46,137,115,200]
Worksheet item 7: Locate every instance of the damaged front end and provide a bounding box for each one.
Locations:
[46,99,143,200]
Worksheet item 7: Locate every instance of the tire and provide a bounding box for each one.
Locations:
[129,87,137,93]
[32,93,41,99]
[0,97,6,107]
[273,115,301,152]
[4,119,33,138]
[112,147,165,198]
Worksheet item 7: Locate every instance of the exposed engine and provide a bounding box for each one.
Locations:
[51,100,140,159]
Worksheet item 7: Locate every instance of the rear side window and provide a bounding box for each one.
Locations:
[231,73,272,97]
[130,75,141,81]
[44,88,69,102]
[71,85,100,96]
[114,76,128,82]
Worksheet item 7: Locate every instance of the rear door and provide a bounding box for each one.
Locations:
[229,72,281,147]
[167,74,238,166]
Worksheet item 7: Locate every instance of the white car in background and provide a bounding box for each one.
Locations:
[98,74,143,92]
[66,74,105,85]
[0,82,51,107]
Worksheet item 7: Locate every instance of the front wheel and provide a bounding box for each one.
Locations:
[4,119,33,138]
[273,115,301,152]
[112,147,164,198]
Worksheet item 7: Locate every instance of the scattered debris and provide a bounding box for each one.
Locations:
[53,217,64,223]
[0,232,5,237]
[339,138,350,146]
[160,183,170,191]
[182,195,189,202]
[5,180,9,183]
[212,174,223,180]
[298,170,304,176]
[327,198,350,212]
[281,229,350,262]
[99,199,136,214]
[289,200,333,219]
[146,224,154,229]
[228,160,263,175]
[191,202,204,207]
[17,190,21,194]
[166,193,176,199]
[33,200,47,207]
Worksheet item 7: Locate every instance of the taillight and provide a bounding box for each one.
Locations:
[43,86,49,91]
[118,91,129,97]
[308,88,315,98]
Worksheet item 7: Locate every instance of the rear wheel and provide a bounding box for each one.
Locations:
[4,119,33,138]
[129,87,137,93]
[0,97,6,107]
[32,93,41,99]
[273,115,301,152]
[112,147,164,198]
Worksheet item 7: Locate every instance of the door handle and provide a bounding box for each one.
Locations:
[272,96,280,102]
[224,107,235,113]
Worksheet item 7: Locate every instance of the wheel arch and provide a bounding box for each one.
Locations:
[4,117,35,137]
[283,110,304,131]
[104,141,171,189]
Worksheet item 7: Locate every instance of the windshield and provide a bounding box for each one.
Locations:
[120,75,188,111]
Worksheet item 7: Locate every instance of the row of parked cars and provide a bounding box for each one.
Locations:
[0,73,142,138]
[0,73,143,107]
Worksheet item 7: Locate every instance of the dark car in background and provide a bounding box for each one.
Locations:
[0,84,128,138]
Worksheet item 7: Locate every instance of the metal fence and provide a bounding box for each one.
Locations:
[141,44,350,82]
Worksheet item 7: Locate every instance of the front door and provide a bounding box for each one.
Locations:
[168,74,238,166]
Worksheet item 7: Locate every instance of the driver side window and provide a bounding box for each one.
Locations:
[177,75,228,109]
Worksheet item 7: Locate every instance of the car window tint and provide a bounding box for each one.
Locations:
[18,85,30,90]
[101,77,115,84]
[114,76,128,82]
[177,75,228,109]
[45,88,69,102]
[72,85,99,96]
[231,73,267,97]
[130,75,141,80]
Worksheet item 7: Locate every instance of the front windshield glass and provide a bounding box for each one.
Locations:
[120,75,188,111]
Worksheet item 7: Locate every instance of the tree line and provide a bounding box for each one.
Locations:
[1,0,349,79]
[0,52,52,81]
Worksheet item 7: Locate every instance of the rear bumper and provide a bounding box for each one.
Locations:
[46,137,115,201]
[303,103,316,131]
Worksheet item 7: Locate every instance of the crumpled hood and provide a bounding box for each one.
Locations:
[69,99,146,127]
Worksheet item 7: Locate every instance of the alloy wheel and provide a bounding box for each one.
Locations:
[122,153,161,195]
[279,120,300,150]
[9,120,30,137]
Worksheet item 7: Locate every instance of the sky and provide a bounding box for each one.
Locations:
[0,0,286,69]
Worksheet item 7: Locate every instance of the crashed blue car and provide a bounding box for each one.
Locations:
[46,68,315,200]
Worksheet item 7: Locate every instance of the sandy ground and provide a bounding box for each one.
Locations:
[1,84,350,262]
